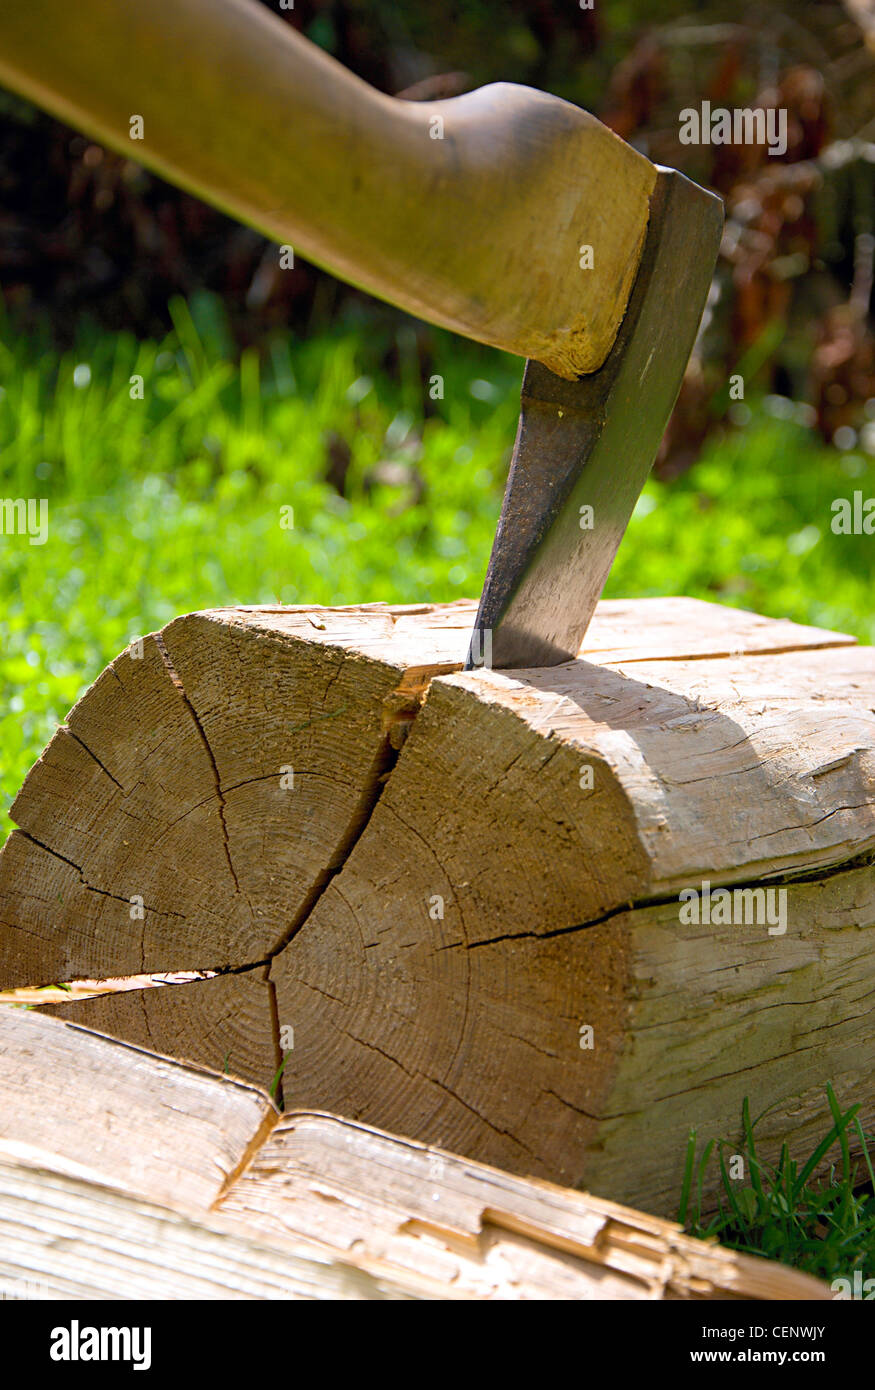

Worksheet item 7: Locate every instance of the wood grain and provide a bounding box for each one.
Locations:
[0,1010,828,1301]
[0,0,655,378]
[2,597,873,1213]
[0,1008,275,1210]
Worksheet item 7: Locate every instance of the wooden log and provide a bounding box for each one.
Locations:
[0,1006,275,1210]
[1,596,873,1213]
[0,1009,828,1300]
[21,969,282,1096]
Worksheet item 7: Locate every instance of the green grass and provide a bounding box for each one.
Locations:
[1,289,873,844]
[679,1086,875,1286]
[1,295,874,1273]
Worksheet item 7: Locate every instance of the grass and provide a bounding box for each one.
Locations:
[679,1086,875,1286]
[1,292,874,1274]
[0,293,525,838]
[2,290,872,842]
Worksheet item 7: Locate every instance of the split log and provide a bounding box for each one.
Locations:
[0,1009,827,1300]
[1,596,874,1214]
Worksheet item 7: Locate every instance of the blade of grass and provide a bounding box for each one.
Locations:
[677,1127,697,1226]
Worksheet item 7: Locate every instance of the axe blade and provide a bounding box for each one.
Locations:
[465,167,724,671]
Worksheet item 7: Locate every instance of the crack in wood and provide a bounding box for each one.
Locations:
[261,707,405,966]
[15,830,186,920]
[3,600,873,1208]
[153,631,243,899]
[65,728,125,793]
[12,816,875,994]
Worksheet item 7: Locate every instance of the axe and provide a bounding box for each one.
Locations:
[0,0,723,669]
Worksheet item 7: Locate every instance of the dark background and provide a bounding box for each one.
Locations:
[2,0,875,474]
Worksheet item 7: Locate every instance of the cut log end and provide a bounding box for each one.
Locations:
[1,596,873,1213]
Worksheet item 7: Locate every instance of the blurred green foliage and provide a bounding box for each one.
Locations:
[0,291,873,841]
[0,291,868,834]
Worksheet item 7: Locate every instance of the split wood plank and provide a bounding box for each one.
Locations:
[1,598,873,1213]
[0,1009,828,1300]
[0,1007,275,1210]
[215,1110,828,1301]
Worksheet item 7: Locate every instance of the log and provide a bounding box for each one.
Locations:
[1,596,873,1214]
[0,1009,827,1300]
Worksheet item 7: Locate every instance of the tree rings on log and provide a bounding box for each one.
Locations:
[1,597,873,1214]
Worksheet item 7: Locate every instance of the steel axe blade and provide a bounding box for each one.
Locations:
[465,168,724,671]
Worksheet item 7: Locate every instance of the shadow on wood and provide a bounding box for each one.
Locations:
[1,597,873,1214]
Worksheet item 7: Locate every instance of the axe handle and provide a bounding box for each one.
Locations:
[0,0,656,378]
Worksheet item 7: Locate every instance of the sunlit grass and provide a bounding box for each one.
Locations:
[679,1086,875,1285]
[1,292,872,840]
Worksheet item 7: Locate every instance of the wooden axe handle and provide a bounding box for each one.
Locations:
[0,0,657,378]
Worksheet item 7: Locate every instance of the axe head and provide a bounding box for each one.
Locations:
[465,167,724,671]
